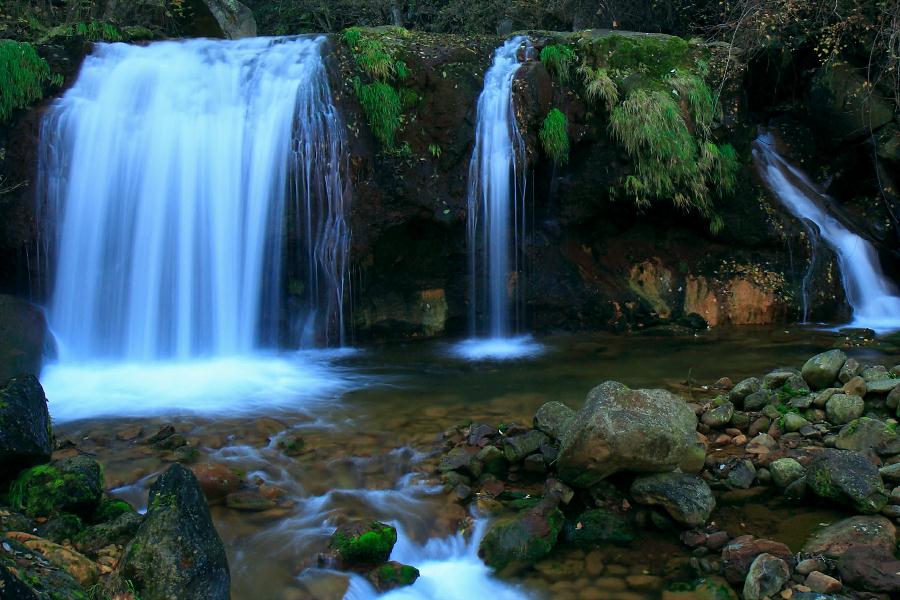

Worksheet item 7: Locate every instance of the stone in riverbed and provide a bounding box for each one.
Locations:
[630,473,715,527]
[781,411,809,432]
[824,394,864,425]
[0,535,88,600]
[556,381,697,487]
[330,521,397,566]
[802,515,896,559]
[478,502,564,572]
[742,553,790,600]
[721,536,793,584]
[190,462,242,503]
[801,350,846,390]
[865,378,900,394]
[841,376,866,397]
[502,430,548,463]
[805,449,888,513]
[837,546,900,593]
[0,295,49,383]
[118,463,230,600]
[0,375,52,482]
[4,530,98,587]
[9,455,104,519]
[769,458,805,489]
[723,459,756,489]
[742,390,771,412]
[73,511,142,557]
[532,401,574,440]
[367,561,419,592]
[729,377,761,405]
[804,571,842,594]
[562,508,635,545]
[702,401,734,428]
[836,417,898,453]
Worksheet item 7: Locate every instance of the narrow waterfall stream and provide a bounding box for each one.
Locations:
[454,36,541,361]
[753,131,900,331]
[37,36,353,420]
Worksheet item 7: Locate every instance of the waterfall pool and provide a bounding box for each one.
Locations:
[46,326,894,599]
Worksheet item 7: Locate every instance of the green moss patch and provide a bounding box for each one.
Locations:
[331,521,398,565]
[0,40,51,122]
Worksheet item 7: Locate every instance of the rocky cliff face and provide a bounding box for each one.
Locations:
[0,19,871,343]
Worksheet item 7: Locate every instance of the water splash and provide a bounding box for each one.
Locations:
[753,131,900,331]
[457,36,541,360]
[38,36,350,360]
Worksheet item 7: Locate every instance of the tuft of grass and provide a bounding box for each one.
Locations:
[579,65,618,111]
[0,40,51,122]
[540,108,569,165]
[669,70,717,135]
[540,44,576,84]
[353,78,402,148]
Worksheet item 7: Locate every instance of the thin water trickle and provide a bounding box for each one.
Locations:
[753,131,900,332]
[38,36,350,361]
[458,36,541,360]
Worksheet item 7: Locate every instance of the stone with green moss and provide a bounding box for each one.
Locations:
[330,521,398,566]
[92,496,136,524]
[478,503,563,572]
[805,449,888,514]
[0,374,52,481]
[9,456,103,519]
[825,393,864,425]
[562,507,635,545]
[0,535,90,599]
[367,560,419,592]
[73,510,142,558]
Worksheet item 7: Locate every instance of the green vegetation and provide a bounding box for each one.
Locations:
[0,40,51,122]
[343,27,413,151]
[540,108,569,165]
[428,143,442,158]
[540,44,576,84]
[565,34,739,233]
[377,563,419,586]
[331,521,398,564]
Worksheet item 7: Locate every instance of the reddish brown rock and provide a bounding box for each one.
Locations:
[190,462,242,503]
[721,535,793,584]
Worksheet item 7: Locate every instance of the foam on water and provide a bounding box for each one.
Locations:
[41,350,355,422]
[449,335,544,361]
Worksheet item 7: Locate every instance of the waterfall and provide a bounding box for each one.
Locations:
[753,131,900,331]
[455,37,540,360]
[38,36,350,361]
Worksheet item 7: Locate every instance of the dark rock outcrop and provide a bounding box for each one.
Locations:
[0,295,48,382]
[0,375,51,481]
[119,463,230,600]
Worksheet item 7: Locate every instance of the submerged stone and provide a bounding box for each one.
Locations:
[630,473,715,527]
[478,503,563,571]
[367,561,420,592]
[563,507,635,545]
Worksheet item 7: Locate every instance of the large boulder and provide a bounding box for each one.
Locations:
[556,381,697,487]
[329,521,397,567]
[196,0,257,38]
[119,463,230,600]
[0,295,48,383]
[0,375,51,481]
[478,503,563,572]
[9,455,104,519]
[801,350,846,390]
[802,515,896,559]
[805,449,888,514]
[837,546,900,593]
[630,473,715,527]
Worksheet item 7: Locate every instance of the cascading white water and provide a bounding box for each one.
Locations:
[753,131,900,331]
[455,36,541,360]
[39,36,350,361]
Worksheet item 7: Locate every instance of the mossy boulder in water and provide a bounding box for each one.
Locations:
[805,449,888,514]
[118,463,230,600]
[479,503,564,572]
[367,561,420,592]
[0,375,51,481]
[801,350,846,390]
[556,381,697,487]
[330,521,398,566]
[9,455,103,518]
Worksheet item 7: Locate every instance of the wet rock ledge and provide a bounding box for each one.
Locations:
[433,348,900,599]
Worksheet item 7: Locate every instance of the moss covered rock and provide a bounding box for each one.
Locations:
[73,510,142,557]
[9,455,103,518]
[478,503,564,572]
[118,463,230,600]
[805,449,888,514]
[562,507,635,545]
[0,535,89,600]
[330,521,398,566]
[367,560,419,592]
